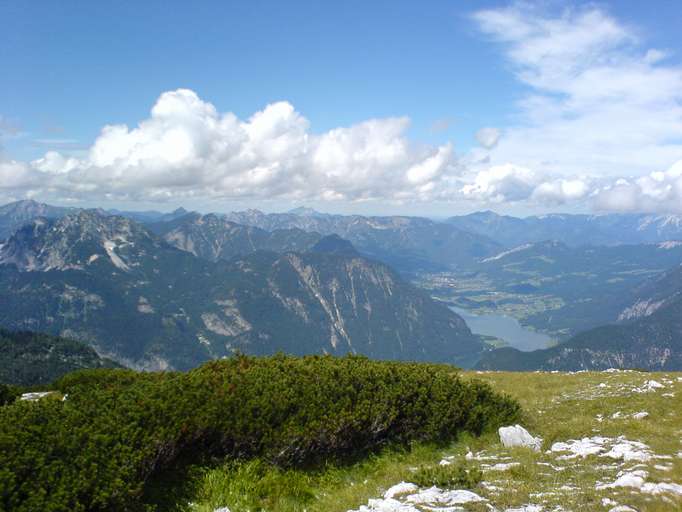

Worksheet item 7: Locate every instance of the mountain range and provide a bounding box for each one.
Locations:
[221,208,502,272]
[0,200,190,240]
[447,210,682,248]
[2,200,682,371]
[0,209,481,370]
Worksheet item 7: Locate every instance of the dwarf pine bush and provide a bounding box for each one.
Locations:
[0,354,520,511]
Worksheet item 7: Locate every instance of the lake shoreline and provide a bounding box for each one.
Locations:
[449,306,554,352]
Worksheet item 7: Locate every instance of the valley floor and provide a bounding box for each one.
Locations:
[172,370,682,512]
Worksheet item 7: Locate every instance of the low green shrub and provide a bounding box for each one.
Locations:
[0,354,520,511]
[0,383,21,406]
[412,461,483,489]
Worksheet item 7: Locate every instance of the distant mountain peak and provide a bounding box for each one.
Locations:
[0,210,156,272]
[288,206,325,217]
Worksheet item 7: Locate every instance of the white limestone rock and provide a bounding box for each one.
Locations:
[383,482,418,500]
[499,425,542,451]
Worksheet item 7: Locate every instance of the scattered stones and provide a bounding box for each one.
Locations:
[634,380,665,393]
[351,373,682,512]
[499,425,543,451]
[602,439,652,462]
[551,436,653,462]
[597,469,682,496]
[349,486,486,512]
[551,436,608,459]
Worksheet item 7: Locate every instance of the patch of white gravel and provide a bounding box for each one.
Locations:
[633,380,665,393]
[349,486,487,512]
[597,469,682,496]
[550,436,653,462]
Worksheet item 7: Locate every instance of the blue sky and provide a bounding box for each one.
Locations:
[1,1,682,216]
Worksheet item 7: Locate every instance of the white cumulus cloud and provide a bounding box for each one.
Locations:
[2,89,459,204]
[461,163,538,203]
[594,160,682,213]
[2,4,682,215]
[472,3,682,179]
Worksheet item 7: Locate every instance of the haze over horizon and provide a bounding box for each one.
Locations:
[2,1,682,217]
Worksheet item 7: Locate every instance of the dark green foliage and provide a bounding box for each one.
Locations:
[0,329,121,386]
[0,383,21,406]
[412,461,483,489]
[0,354,520,511]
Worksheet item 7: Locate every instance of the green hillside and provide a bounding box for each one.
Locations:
[0,329,120,386]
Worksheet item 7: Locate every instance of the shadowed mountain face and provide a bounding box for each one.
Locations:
[0,200,78,240]
[0,211,482,370]
[0,329,121,386]
[477,265,682,371]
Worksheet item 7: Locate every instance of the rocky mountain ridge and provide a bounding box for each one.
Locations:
[0,210,482,370]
